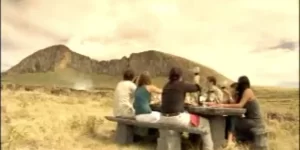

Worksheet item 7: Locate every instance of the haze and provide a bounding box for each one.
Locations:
[1,0,299,87]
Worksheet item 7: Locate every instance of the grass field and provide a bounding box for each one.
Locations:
[1,83,299,150]
[1,69,168,89]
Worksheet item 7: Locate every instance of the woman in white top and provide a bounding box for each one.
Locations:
[113,69,137,117]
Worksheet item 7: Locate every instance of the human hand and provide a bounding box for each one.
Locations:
[205,102,217,106]
[214,103,225,108]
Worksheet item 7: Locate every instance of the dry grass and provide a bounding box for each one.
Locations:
[1,88,299,150]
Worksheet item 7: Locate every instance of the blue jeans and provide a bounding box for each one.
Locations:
[225,116,236,139]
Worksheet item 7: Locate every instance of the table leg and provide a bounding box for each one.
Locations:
[209,116,226,150]
[115,123,134,144]
[157,130,182,150]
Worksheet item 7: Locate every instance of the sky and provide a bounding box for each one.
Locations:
[1,0,299,87]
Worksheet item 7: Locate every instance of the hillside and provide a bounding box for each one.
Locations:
[3,44,230,87]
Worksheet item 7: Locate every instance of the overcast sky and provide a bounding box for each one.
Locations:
[1,0,299,87]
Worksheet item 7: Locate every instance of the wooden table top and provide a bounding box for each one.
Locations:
[151,104,246,116]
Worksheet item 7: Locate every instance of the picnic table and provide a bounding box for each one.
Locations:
[151,104,246,149]
[105,104,246,150]
[151,104,246,116]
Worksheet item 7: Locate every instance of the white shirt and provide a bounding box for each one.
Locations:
[113,81,137,117]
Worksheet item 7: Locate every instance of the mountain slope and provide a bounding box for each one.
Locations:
[4,45,231,85]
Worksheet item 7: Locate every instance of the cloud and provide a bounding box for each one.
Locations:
[1,0,299,86]
[268,40,298,51]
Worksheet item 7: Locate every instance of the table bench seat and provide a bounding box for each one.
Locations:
[105,105,247,150]
[105,116,207,134]
[105,116,208,150]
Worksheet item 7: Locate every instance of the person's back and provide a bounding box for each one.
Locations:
[244,99,263,121]
[133,72,162,123]
[113,69,136,117]
[161,81,192,114]
[159,67,214,150]
[133,86,151,115]
[113,80,136,117]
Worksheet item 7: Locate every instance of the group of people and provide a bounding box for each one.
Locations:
[113,67,265,150]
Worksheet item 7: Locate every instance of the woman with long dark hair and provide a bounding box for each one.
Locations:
[209,76,265,141]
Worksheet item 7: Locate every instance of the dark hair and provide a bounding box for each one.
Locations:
[236,76,251,102]
[207,76,217,85]
[137,72,151,87]
[168,67,182,82]
[123,69,135,81]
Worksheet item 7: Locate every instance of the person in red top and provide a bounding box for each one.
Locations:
[158,67,214,150]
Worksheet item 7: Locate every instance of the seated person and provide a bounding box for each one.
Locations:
[159,67,214,150]
[133,72,162,123]
[221,82,238,148]
[208,76,265,142]
[113,69,137,117]
[205,76,224,103]
[220,82,237,104]
[186,69,202,106]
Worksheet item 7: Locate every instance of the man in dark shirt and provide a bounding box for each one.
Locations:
[159,67,214,150]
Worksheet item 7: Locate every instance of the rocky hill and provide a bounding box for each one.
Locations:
[4,45,230,84]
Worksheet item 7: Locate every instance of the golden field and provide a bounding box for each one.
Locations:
[1,86,299,150]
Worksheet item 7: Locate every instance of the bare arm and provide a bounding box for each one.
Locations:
[223,89,252,108]
[147,85,162,94]
[215,88,223,104]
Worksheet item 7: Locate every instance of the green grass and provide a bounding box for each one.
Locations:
[1,69,168,89]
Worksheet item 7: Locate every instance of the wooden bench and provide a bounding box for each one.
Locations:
[105,116,208,150]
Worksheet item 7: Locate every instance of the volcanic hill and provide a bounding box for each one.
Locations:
[2,45,230,87]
